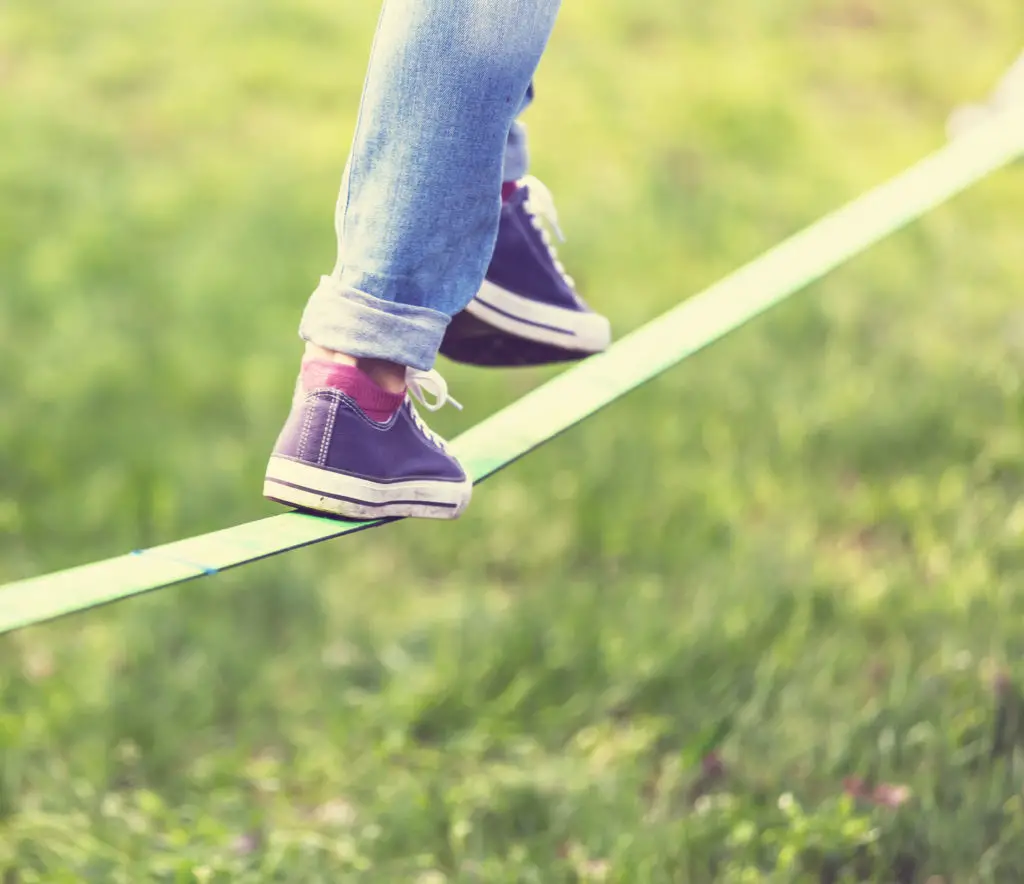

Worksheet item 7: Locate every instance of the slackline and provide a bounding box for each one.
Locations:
[1,110,1022,637]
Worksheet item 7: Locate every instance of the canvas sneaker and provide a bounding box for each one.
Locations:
[439,175,612,367]
[264,363,471,520]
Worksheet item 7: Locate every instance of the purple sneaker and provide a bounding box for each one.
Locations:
[264,367,472,521]
[439,175,612,367]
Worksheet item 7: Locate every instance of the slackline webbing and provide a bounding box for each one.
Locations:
[1,111,1022,636]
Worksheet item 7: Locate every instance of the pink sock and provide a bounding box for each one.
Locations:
[501,180,518,202]
[301,360,405,422]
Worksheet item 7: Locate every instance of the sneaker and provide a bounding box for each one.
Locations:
[264,362,472,520]
[439,175,612,367]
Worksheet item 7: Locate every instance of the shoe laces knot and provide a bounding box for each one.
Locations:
[404,368,461,449]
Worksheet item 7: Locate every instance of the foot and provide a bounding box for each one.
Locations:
[264,360,472,520]
[439,175,612,367]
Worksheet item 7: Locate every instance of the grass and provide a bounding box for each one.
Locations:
[2,0,1024,880]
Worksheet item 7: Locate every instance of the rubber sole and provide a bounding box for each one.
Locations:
[263,456,472,521]
[465,280,612,353]
[439,312,599,367]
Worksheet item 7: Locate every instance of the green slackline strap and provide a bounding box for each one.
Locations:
[2,111,1022,636]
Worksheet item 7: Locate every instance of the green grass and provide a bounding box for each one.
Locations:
[3,0,1024,880]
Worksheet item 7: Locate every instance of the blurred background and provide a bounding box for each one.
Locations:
[2,0,1024,880]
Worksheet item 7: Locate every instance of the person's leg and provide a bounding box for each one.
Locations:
[440,82,613,367]
[503,83,534,184]
[265,0,561,521]
[299,1,562,373]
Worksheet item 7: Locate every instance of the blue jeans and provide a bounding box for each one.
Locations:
[299,1,558,371]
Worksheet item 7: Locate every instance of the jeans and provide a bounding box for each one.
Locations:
[299,1,559,371]
[505,83,534,183]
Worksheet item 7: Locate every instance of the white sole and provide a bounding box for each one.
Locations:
[263,456,472,521]
[466,280,612,352]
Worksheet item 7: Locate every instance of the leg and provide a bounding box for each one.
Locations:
[300,0,563,371]
[265,0,563,521]
[503,83,535,184]
[439,83,614,367]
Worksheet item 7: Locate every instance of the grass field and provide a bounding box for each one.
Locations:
[3,0,1024,880]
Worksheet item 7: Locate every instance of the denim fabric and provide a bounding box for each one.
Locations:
[504,82,534,182]
[300,1,558,370]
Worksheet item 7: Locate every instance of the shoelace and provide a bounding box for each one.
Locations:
[405,368,462,449]
[518,175,577,289]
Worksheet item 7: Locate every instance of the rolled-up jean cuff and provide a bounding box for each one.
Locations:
[298,275,450,371]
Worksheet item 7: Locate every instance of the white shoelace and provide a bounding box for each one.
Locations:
[518,174,577,289]
[405,368,462,449]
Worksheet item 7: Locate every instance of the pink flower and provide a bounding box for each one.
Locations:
[843,777,911,808]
